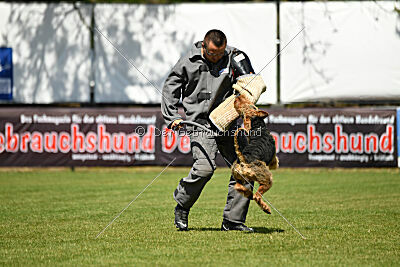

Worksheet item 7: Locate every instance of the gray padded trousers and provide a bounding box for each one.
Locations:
[173,129,253,224]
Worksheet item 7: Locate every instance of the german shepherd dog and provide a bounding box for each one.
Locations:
[231,94,279,214]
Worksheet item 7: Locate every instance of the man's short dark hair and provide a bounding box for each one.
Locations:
[204,29,227,47]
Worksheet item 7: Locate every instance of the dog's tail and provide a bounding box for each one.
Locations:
[234,128,248,163]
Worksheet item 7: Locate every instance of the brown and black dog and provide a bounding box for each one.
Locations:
[231,94,279,214]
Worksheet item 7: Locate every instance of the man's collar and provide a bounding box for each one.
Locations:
[189,41,203,60]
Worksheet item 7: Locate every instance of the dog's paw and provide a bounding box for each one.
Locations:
[260,202,271,214]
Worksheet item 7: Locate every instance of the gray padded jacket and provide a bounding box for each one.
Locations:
[161,41,238,128]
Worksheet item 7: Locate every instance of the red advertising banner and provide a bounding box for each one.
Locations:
[0,108,191,167]
[0,107,397,167]
[266,108,397,167]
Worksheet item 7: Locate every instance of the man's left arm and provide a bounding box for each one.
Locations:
[231,50,255,78]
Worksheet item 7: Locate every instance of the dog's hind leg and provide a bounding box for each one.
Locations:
[234,182,253,199]
[253,171,273,214]
[254,185,272,214]
[232,162,253,198]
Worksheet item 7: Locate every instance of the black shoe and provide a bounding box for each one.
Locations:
[221,219,254,233]
[174,204,189,231]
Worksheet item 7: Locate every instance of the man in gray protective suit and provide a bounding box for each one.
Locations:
[161,29,256,232]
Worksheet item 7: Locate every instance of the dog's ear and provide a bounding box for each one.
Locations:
[256,110,269,118]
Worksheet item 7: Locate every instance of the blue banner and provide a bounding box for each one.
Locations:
[0,47,13,100]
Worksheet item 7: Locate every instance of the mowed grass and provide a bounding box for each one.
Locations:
[0,167,399,266]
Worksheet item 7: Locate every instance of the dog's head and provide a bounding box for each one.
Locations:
[250,115,268,130]
[234,94,269,129]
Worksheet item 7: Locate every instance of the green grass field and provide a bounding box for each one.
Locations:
[0,167,399,266]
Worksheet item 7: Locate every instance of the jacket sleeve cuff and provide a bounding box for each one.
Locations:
[167,117,183,129]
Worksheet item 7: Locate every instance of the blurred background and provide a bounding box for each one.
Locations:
[0,0,399,168]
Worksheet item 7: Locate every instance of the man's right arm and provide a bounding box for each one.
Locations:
[161,59,186,129]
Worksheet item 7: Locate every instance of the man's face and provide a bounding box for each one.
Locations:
[202,41,226,63]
